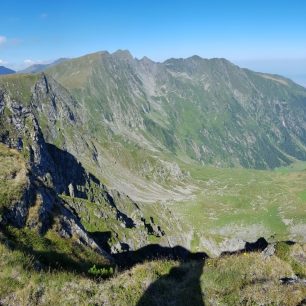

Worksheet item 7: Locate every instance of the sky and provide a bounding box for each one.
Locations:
[0,0,306,85]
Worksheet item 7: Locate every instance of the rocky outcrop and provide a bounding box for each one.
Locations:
[0,75,167,256]
[0,90,113,258]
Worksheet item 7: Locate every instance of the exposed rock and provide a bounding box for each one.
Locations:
[0,75,168,257]
[262,243,276,259]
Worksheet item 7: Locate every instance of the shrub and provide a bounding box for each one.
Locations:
[88,265,114,279]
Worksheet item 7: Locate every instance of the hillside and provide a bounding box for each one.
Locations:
[1,236,306,305]
[1,52,306,304]
[1,54,306,256]
[0,73,173,256]
[0,66,15,75]
[47,51,306,170]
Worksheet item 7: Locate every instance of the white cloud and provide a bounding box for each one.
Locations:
[24,59,35,65]
[23,59,47,67]
[0,59,8,65]
[0,36,7,45]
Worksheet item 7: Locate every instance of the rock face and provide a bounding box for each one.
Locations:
[0,74,169,256]
[0,79,110,258]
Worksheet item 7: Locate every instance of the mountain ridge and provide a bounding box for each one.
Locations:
[1,52,306,258]
[0,66,15,75]
[45,50,306,170]
[18,58,70,74]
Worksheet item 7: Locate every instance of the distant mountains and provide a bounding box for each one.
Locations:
[4,51,306,170]
[44,50,306,169]
[19,58,69,74]
[0,66,15,75]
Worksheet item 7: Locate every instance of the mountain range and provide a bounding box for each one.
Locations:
[1,50,306,304]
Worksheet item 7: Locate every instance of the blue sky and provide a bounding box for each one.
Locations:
[0,0,306,85]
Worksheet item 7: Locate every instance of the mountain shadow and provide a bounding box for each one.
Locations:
[137,260,205,306]
[113,245,207,306]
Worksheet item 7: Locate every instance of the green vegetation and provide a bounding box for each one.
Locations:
[0,143,27,214]
[275,242,306,277]
[169,162,306,254]
[202,250,306,305]
[3,225,111,274]
[88,265,114,278]
[45,51,306,170]
[0,236,305,305]
[2,52,306,304]
[0,73,39,106]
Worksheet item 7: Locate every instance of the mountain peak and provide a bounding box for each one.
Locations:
[188,55,204,61]
[140,56,153,62]
[112,49,133,59]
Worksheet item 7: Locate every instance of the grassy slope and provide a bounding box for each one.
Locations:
[2,62,306,304]
[1,73,306,256]
[47,52,306,170]
[1,238,305,305]
[0,74,39,106]
[0,143,112,274]
[166,160,306,254]
[0,143,27,214]
[42,54,306,247]
[2,141,305,305]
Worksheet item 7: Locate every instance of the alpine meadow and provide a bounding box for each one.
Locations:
[1,1,306,305]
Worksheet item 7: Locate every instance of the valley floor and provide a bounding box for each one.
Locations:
[165,161,306,256]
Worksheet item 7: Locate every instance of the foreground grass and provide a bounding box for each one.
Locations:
[1,239,306,306]
[202,251,306,305]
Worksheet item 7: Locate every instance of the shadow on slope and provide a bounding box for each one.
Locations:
[114,244,207,306]
[46,143,136,228]
[113,238,270,306]
[0,224,113,275]
[138,259,205,306]
[113,244,207,268]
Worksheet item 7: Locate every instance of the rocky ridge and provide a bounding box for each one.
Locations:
[0,74,172,258]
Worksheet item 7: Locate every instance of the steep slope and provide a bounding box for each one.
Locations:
[2,55,306,258]
[47,51,306,170]
[0,76,111,262]
[0,66,15,75]
[44,52,306,255]
[0,73,178,257]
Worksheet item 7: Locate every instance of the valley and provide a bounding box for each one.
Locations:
[1,51,306,305]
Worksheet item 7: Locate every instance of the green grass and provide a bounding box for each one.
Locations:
[0,143,27,214]
[201,250,306,305]
[299,189,306,201]
[275,242,306,277]
[0,236,305,305]
[274,160,306,173]
[3,225,112,274]
[168,163,306,254]
[0,74,39,106]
